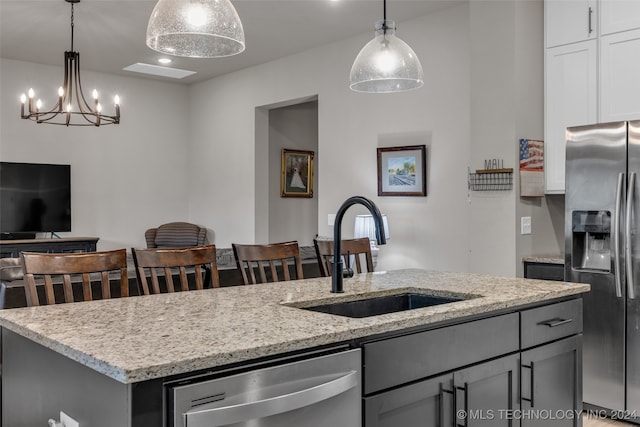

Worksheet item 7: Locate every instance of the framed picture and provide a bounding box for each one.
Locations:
[281,149,314,198]
[377,145,427,196]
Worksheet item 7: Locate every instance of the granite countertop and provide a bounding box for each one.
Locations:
[522,254,565,265]
[0,268,589,384]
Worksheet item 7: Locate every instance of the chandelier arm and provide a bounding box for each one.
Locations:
[72,54,100,125]
[62,52,72,112]
[74,55,92,114]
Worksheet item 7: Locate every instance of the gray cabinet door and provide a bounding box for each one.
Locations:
[453,354,520,427]
[521,335,583,427]
[364,374,454,427]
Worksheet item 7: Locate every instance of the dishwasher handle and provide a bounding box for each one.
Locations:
[184,370,358,427]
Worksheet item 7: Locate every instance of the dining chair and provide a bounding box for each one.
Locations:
[232,241,304,285]
[313,237,374,277]
[131,245,220,295]
[20,249,128,307]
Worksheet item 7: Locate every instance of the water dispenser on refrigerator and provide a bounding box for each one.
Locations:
[571,211,612,272]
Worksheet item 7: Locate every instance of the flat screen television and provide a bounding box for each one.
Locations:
[0,162,71,238]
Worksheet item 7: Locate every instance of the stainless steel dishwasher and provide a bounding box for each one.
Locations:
[167,348,361,427]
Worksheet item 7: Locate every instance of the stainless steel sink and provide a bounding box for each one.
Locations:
[301,292,467,318]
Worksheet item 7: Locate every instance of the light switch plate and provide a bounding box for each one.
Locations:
[60,411,79,427]
[521,216,532,235]
[328,214,336,226]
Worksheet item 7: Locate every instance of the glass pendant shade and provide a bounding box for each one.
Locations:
[146,0,245,58]
[350,20,424,93]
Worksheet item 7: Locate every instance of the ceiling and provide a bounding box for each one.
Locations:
[0,0,464,85]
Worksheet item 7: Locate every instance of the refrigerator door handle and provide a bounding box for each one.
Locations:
[626,172,636,300]
[615,172,625,298]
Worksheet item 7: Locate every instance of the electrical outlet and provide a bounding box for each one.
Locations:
[521,216,532,235]
[60,411,79,427]
[328,214,336,226]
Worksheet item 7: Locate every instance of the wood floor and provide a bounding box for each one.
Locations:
[583,415,637,426]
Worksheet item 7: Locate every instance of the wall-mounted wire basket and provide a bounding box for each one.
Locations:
[468,168,513,191]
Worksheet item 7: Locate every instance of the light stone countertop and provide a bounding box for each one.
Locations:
[522,254,565,265]
[0,268,589,384]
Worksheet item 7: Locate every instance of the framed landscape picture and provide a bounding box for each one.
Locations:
[281,149,314,198]
[377,145,427,196]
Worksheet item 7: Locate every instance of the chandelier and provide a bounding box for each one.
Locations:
[20,0,120,127]
[349,0,424,93]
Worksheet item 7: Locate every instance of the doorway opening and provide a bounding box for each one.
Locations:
[255,95,318,245]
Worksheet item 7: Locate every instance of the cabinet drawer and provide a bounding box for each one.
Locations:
[524,262,564,281]
[362,313,519,394]
[521,298,582,349]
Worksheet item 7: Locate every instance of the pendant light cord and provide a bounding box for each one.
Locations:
[382,0,389,33]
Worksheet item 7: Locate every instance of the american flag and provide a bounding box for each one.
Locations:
[519,139,544,171]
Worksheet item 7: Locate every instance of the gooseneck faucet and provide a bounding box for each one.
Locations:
[332,196,387,293]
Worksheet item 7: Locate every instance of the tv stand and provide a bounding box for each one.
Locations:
[0,237,99,258]
[0,232,36,240]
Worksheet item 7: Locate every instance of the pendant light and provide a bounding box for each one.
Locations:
[19,0,120,127]
[146,0,245,58]
[349,0,424,93]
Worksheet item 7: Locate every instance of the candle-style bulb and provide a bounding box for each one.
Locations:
[114,95,120,105]
[58,87,64,97]
[92,89,98,99]
[20,94,26,104]
[96,103,102,113]
[28,88,34,98]
[66,103,72,113]
[36,99,42,110]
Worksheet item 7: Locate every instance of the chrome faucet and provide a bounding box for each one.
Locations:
[332,196,387,293]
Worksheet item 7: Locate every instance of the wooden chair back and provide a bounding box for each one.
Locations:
[314,237,374,277]
[232,241,304,285]
[20,249,128,307]
[131,245,220,295]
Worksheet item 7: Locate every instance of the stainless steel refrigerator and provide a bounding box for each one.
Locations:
[565,120,640,417]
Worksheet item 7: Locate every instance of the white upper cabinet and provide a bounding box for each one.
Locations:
[600,0,640,35]
[544,0,640,194]
[546,0,597,47]
[545,40,598,193]
[600,28,640,122]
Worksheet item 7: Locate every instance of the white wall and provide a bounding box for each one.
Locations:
[468,1,518,275]
[0,58,190,250]
[187,4,472,272]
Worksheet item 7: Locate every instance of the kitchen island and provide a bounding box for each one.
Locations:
[0,269,589,426]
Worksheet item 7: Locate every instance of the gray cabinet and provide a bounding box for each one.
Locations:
[523,261,564,281]
[364,355,520,427]
[364,299,583,427]
[520,299,583,427]
[363,313,521,427]
[521,336,582,427]
[454,354,520,427]
[364,374,453,427]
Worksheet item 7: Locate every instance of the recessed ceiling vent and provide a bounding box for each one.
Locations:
[122,63,196,79]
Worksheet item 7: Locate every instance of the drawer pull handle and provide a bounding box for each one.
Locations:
[539,318,573,328]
